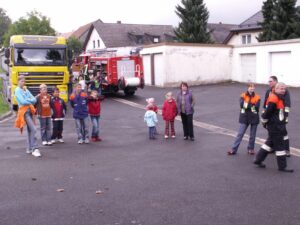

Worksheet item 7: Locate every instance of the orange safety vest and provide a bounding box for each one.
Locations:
[241,92,260,105]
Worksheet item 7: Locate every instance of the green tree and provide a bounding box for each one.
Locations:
[0,8,11,46]
[257,0,276,41]
[258,0,300,41]
[67,36,83,57]
[3,10,56,46]
[174,0,212,43]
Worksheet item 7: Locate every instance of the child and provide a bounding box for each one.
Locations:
[78,75,86,91]
[146,97,158,134]
[88,90,102,142]
[144,104,158,140]
[50,87,67,143]
[162,92,178,139]
[35,84,52,146]
[69,83,89,144]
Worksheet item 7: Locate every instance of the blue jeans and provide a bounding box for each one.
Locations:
[24,110,38,151]
[75,117,89,140]
[90,115,100,138]
[149,126,155,139]
[232,123,258,152]
[39,117,52,142]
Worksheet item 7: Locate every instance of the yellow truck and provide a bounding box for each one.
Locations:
[4,35,71,110]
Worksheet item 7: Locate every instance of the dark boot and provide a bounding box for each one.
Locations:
[253,149,268,168]
[277,156,294,173]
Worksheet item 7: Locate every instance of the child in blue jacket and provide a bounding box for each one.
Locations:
[144,104,158,140]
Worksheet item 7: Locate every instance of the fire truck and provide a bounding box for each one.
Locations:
[72,52,144,96]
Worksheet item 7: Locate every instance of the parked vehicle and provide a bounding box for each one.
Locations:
[4,35,71,110]
[73,51,144,96]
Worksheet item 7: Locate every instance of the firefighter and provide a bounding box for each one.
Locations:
[228,83,260,155]
[254,82,293,172]
[263,76,291,156]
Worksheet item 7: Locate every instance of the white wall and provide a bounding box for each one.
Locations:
[141,44,232,87]
[232,38,300,86]
[85,28,106,52]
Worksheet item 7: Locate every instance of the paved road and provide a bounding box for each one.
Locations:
[0,83,299,225]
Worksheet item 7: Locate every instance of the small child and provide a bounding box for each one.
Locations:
[88,90,102,142]
[69,83,89,144]
[162,92,178,139]
[35,84,52,146]
[78,76,86,91]
[50,87,67,143]
[146,97,158,134]
[144,104,158,140]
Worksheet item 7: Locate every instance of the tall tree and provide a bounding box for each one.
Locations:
[257,0,276,41]
[67,36,83,57]
[258,0,300,41]
[174,0,212,43]
[3,10,56,46]
[0,8,12,46]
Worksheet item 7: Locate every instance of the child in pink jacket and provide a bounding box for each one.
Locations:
[162,92,178,139]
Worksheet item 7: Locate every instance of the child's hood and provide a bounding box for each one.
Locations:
[144,110,155,117]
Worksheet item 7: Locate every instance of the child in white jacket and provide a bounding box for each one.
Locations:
[144,104,158,140]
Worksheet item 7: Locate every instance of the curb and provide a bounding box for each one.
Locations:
[0,110,13,121]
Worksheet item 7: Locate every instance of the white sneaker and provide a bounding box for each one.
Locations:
[78,139,83,144]
[47,141,53,146]
[58,139,64,143]
[42,141,47,146]
[164,135,169,139]
[171,135,176,138]
[32,149,41,157]
[51,139,56,144]
[84,139,90,144]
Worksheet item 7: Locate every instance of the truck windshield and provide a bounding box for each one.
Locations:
[14,48,66,66]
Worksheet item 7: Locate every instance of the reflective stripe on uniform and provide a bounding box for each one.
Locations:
[262,144,272,152]
[285,107,290,113]
[261,118,268,123]
[276,151,286,156]
[284,136,289,140]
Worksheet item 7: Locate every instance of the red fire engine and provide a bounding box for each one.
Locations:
[71,52,144,95]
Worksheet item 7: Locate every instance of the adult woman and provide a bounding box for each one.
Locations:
[228,83,260,155]
[176,82,195,141]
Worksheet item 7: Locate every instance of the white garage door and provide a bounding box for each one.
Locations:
[142,55,151,85]
[270,51,291,84]
[240,53,256,83]
[154,54,164,86]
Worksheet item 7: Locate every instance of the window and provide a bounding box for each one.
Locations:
[242,34,251,44]
[97,40,100,48]
[93,40,95,48]
[153,37,160,43]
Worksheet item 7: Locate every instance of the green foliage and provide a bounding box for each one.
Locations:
[0,77,9,116]
[3,10,56,46]
[0,8,12,46]
[174,0,212,43]
[67,36,83,57]
[258,0,300,42]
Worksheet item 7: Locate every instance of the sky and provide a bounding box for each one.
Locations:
[1,0,300,33]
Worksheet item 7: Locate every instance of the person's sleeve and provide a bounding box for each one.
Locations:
[255,99,260,111]
[263,91,269,109]
[262,102,276,121]
[28,91,37,104]
[284,89,291,111]
[15,88,32,105]
[191,94,195,107]
[240,97,244,108]
[162,102,166,119]
[153,113,158,123]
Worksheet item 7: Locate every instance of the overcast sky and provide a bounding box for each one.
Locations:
[1,0,300,33]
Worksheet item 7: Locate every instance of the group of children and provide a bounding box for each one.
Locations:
[36,82,102,146]
[144,92,178,140]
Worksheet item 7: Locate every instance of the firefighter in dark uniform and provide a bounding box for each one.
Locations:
[254,82,293,172]
[263,76,291,156]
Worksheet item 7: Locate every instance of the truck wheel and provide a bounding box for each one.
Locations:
[124,88,135,96]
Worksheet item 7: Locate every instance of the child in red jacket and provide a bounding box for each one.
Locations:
[162,92,178,139]
[88,90,102,142]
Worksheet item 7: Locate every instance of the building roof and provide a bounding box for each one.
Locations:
[84,20,176,49]
[70,20,102,42]
[231,10,263,32]
[207,23,238,43]
[223,11,263,43]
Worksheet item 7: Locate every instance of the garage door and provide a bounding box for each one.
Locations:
[240,53,256,83]
[270,51,291,84]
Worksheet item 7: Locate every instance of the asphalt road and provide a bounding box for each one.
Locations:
[0,83,300,225]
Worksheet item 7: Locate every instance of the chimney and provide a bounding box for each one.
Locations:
[117,21,121,24]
